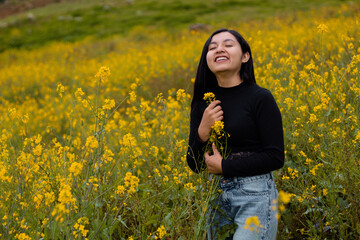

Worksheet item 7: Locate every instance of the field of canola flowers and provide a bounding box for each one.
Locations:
[0,2,360,239]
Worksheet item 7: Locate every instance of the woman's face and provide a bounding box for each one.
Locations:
[206,31,246,76]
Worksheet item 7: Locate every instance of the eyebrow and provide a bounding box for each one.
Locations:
[209,39,236,45]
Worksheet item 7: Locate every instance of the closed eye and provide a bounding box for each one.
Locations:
[209,45,217,51]
[208,42,217,51]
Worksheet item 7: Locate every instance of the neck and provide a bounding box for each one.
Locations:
[215,72,243,88]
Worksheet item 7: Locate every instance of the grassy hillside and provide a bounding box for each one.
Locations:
[0,0,358,52]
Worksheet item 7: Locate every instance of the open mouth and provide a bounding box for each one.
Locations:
[215,56,229,62]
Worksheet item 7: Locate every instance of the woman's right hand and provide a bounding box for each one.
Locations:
[198,100,223,142]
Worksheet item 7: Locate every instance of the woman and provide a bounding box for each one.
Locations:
[186,28,284,239]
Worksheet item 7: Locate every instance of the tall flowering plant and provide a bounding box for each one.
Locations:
[194,92,231,238]
[203,92,230,158]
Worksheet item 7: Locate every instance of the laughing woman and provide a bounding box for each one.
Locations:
[186,28,284,240]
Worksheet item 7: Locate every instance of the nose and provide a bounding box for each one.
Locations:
[215,44,225,53]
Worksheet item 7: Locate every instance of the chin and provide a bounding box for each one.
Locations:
[212,68,233,74]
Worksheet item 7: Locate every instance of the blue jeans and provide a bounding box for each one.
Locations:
[207,173,278,240]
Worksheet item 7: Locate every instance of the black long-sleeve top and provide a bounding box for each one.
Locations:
[186,81,284,178]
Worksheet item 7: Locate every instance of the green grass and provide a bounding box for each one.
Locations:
[0,0,358,52]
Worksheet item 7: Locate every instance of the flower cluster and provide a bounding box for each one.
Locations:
[94,66,111,83]
[116,172,140,195]
[244,216,264,233]
[210,121,225,141]
[73,217,89,239]
[203,92,216,105]
[155,225,167,239]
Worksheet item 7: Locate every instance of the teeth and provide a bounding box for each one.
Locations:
[216,57,228,62]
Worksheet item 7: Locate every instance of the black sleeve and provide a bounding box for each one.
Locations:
[186,102,208,173]
[221,89,285,177]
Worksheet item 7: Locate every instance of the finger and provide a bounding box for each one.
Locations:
[211,106,222,114]
[208,100,221,109]
[208,108,222,120]
[216,115,224,121]
[213,110,223,118]
[212,144,219,155]
[205,158,212,169]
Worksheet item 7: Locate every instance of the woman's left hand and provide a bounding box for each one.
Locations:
[204,144,223,175]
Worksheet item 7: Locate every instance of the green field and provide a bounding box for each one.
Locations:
[0,0,357,52]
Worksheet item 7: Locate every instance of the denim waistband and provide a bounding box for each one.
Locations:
[219,172,273,188]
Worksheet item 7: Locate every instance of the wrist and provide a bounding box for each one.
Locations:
[197,126,209,142]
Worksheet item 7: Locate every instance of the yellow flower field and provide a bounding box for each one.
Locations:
[0,2,359,239]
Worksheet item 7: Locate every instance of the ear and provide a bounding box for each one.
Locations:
[241,52,250,63]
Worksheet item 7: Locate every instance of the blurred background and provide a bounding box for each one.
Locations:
[0,0,356,52]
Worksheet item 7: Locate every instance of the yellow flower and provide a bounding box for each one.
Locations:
[176,89,186,101]
[75,88,85,101]
[323,189,328,196]
[14,233,32,240]
[34,134,42,144]
[163,176,169,183]
[355,131,360,142]
[124,172,140,194]
[310,163,324,176]
[70,162,83,176]
[305,158,313,165]
[21,114,29,124]
[57,83,65,98]
[73,217,89,238]
[120,133,137,148]
[155,225,167,239]
[308,113,318,123]
[151,146,159,157]
[115,185,126,195]
[44,191,55,206]
[81,99,90,108]
[33,144,43,156]
[278,190,291,204]
[287,167,299,179]
[154,168,161,177]
[129,91,137,103]
[58,182,76,205]
[283,97,293,108]
[102,99,115,110]
[211,121,224,136]
[317,23,329,33]
[94,66,111,82]
[184,182,195,191]
[299,151,307,157]
[85,136,99,149]
[244,216,264,232]
[173,176,181,185]
[130,82,137,90]
[203,92,216,104]
[348,42,354,50]
[8,108,18,120]
[102,149,115,163]
[156,93,164,103]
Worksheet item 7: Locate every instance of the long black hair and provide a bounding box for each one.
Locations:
[191,28,256,108]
